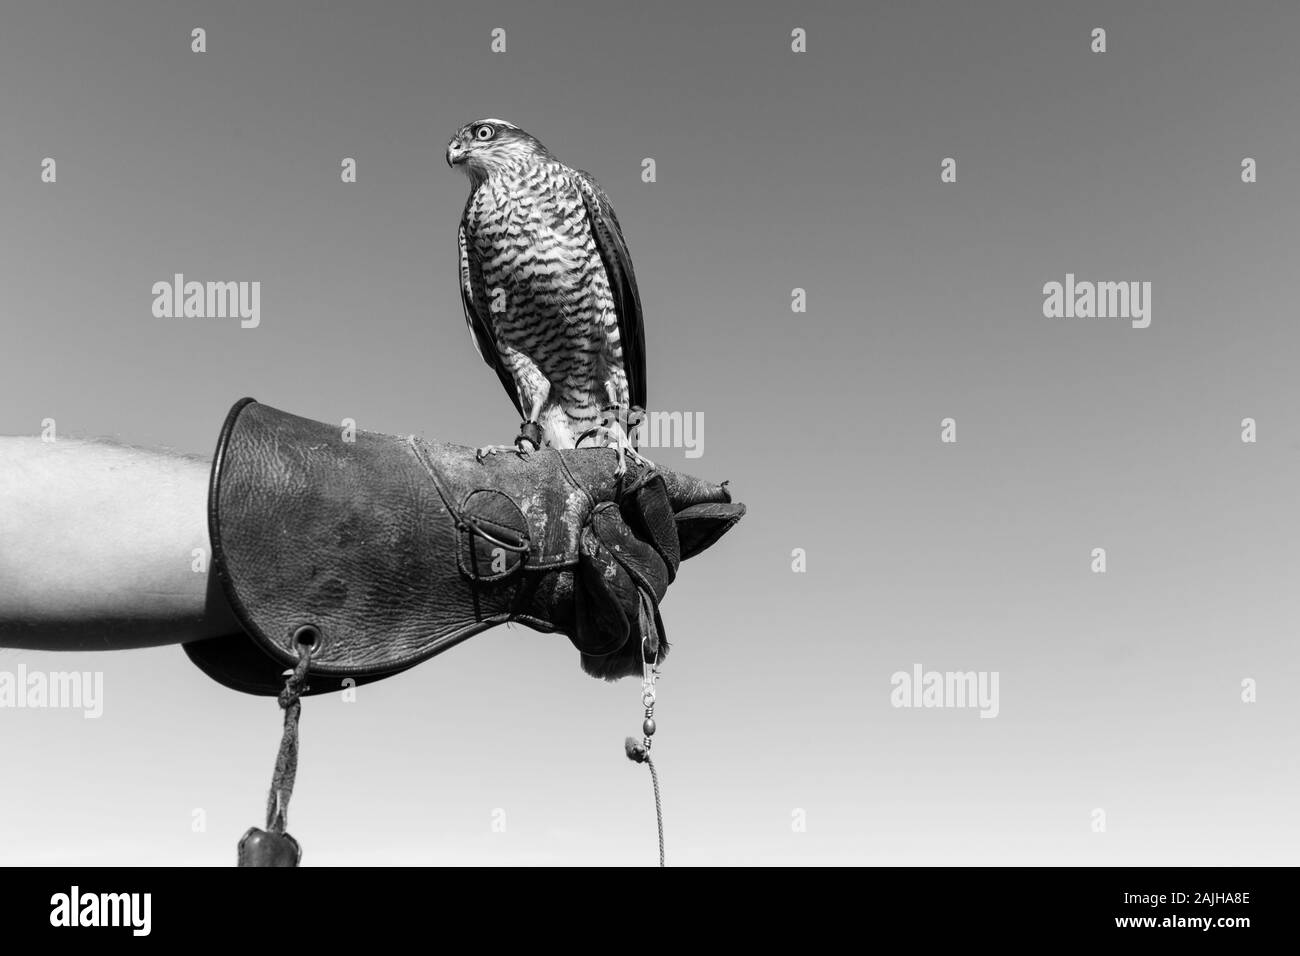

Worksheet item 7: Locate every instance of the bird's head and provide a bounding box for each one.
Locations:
[446,119,550,185]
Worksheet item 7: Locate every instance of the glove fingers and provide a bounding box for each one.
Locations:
[674,501,747,560]
[573,504,672,660]
[574,528,634,657]
[590,502,672,602]
[620,474,680,582]
[552,453,745,678]
[658,466,734,511]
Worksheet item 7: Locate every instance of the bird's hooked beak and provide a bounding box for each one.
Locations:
[446,137,467,167]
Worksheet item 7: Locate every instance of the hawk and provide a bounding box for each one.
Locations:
[447,118,647,473]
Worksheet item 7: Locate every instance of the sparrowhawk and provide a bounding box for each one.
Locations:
[447,118,647,473]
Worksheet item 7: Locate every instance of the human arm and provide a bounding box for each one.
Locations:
[0,436,238,650]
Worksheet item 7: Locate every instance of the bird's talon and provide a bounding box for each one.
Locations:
[475,443,522,463]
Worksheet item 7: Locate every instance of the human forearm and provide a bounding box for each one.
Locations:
[0,436,237,649]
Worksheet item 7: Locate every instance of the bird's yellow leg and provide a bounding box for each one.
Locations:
[609,417,652,474]
[477,360,549,462]
[518,387,548,451]
[581,404,652,477]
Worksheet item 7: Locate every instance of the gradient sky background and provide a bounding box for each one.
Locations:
[2,0,1298,865]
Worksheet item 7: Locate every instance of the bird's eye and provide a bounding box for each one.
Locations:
[475,125,495,141]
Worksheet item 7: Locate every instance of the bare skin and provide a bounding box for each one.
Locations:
[0,436,238,650]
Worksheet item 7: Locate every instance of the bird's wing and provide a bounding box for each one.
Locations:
[459,217,523,417]
[574,170,647,411]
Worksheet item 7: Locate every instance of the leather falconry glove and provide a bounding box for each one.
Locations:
[184,398,745,697]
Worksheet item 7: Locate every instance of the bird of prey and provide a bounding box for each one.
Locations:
[447,118,647,473]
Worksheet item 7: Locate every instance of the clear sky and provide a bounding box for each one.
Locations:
[1,0,1298,865]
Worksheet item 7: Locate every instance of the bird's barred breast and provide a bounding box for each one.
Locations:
[466,163,626,419]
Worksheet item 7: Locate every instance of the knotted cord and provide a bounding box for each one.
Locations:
[266,643,313,834]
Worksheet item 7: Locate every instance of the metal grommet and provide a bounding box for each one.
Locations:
[291,624,323,656]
